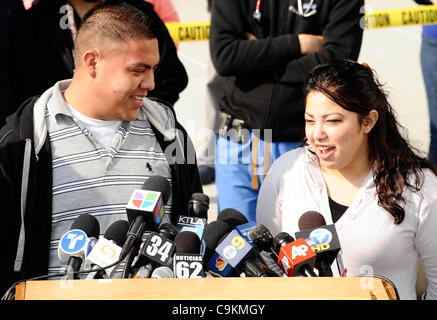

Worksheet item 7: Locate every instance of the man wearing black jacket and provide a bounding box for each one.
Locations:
[0,2,201,295]
[0,0,188,126]
[210,0,364,222]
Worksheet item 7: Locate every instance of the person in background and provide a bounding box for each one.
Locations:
[256,59,437,300]
[196,0,224,185]
[209,0,364,222]
[146,0,179,23]
[146,0,181,50]
[414,0,437,164]
[0,0,188,126]
[0,2,201,296]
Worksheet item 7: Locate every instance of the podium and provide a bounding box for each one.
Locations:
[15,277,397,300]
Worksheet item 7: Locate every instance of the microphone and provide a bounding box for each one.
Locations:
[85,220,130,279]
[295,211,341,277]
[133,232,176,270]
[215,229,279,277]
[174,192,209,242]
[208,209,279,277]
[134,264,154,279]
[217,208,249,227]
[188,193,210,219]
[173,231,204,278]
[120,175,171,262]
[158,222,179,241]
[273,232,317,277]
[202,220,236,277]
[151,266,174,278]
[176,215,207,242]
[248,224,279,262]
[129,223,177,278]
[202,219,235,263]
[57,214,100,278]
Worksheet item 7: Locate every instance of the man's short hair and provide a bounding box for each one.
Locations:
[74,2,157,65]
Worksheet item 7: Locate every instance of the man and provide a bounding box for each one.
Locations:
[209,0,364,222]
[0,3,201,295]
[0,0,188,126]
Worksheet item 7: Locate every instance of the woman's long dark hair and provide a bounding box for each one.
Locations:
[303,59,437,224]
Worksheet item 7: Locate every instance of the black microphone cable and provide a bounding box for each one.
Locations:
[1,255,126,300]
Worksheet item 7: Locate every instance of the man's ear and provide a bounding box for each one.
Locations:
[363,109,379,134]
[82,50,99,77]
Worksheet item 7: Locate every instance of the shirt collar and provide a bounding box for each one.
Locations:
[46,79,148,122]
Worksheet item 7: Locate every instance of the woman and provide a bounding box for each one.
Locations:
[256,60,437,300]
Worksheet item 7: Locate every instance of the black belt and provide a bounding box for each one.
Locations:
[215,111,250,143]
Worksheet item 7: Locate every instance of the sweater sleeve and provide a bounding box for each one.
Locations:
[276,0,364,84]
[415,196,437,300]
[209,0,302,77]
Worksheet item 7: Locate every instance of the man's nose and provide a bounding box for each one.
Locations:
[141,72,155,92]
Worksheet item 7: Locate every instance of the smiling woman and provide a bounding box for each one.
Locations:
[256,59,437,300]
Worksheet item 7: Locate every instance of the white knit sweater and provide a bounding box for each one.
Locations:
[256,147,437,300]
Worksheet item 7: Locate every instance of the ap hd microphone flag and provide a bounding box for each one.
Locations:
[57,214,100,277]
[295,211,341,277]
[273,232,317,277]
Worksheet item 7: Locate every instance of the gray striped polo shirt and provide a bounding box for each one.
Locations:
[46,81,172,275]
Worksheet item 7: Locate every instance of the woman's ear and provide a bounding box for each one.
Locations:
[363,110,379,134]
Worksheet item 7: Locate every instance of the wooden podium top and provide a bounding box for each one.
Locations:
[15,277,397,300]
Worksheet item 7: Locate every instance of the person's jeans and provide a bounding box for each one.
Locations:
[215,132,300,222]
[421,32,437,164]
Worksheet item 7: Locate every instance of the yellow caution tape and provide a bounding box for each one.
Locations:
[167,6,437,42]
[364,5,437,29]
[166,21,210,43]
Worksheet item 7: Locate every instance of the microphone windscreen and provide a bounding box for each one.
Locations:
[158,223,178,241]
[202,220,234,250]
[248,224,273,251]
[191,192,210,205]
[142,175,171,203]
[298,211,327,230]
[273,232,295,254]
[70,214,100,239]
[188,193,209,219]
[104,220,129,247]
[151,266,174,278]
[217,208,248,227]
[174,231,201,253]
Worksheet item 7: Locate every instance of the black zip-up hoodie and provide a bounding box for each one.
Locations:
[210,0,364,142]
[0,92,202,295]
